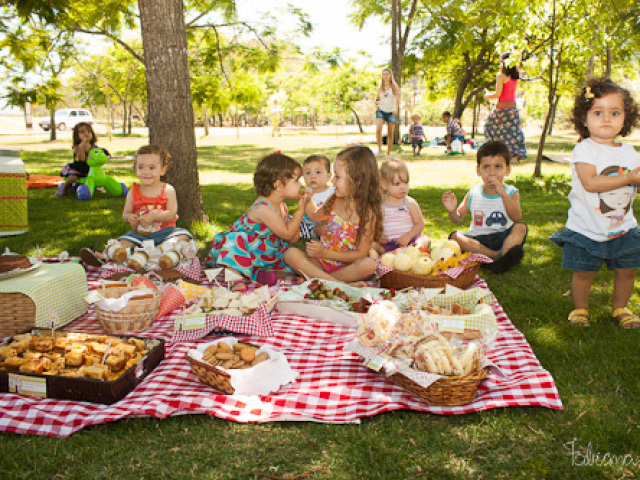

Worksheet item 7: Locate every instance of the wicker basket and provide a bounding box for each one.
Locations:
[0,293,35,337]
[380,262,480,290]
[387,367,488,406]
[186,354,235,394]
[95,284,161,334]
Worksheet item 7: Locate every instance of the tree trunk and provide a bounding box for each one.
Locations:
[49,110,56,141]
[472,93,478,139]
[351,107,364,133]
[122,100,127,135]
[547,94,560,136]
[203,105,210,136]
[138,0,207,224]
[605,46,612,77]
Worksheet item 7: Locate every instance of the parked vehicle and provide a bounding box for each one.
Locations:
[38,108,93,131]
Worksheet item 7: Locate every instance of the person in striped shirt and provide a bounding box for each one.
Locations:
[442,111,465,152]
[372,157,430,255]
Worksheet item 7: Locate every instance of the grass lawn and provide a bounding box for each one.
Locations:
[1,133,639,479]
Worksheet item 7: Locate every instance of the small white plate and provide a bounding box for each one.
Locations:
[0,258,42,281]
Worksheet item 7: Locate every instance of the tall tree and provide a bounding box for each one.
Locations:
[138,0,206,223]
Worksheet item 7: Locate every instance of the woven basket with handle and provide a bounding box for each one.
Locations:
[380,262,480,290]
[95,284,161,334]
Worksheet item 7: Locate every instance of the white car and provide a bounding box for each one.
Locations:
[38,108,93,131]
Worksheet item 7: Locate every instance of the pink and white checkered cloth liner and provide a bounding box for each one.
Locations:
[95,257,202,282]
[375,253,492,279]
[0,269,562,437]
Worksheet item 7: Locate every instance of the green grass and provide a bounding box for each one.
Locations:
[1,137,640,479]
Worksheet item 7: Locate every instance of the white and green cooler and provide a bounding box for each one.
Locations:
[0,150,28,236]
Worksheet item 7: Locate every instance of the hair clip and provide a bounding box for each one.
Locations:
[584,87,595,99]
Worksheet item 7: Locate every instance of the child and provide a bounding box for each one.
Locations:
[300,154,335,240]
[372,157,429,255]
[409,114,428,156]
[285,146,382,285]
[206,152,309,288]
[442,140,527,273]
[442,111,465,152]
[550,78,640,328]
[80,145,193,265]
[55,122,97,197]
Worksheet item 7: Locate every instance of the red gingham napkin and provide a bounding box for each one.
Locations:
[376,253,492,280]
[0,267,563,437]
[97,257,202,281]
[171,301,274,343]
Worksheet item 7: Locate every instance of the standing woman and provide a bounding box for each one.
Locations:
[484,53,527,161]
[375,68,401,156]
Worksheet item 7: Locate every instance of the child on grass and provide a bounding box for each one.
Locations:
[442,140,527,273]
[55,122,99,197]
[550,78,640,328]
[372,157,429,255]
[80,145,193,265]
[285,146,382,285]
[409,113,428,156]
[299,154,334,240]
[206,152,309,289]
[442,111,465,153]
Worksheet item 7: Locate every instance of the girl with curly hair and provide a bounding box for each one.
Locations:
[550,77,640,328]
[206,152,310,288]
[285,146,382,286]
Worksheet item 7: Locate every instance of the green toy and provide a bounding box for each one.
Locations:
[76,147,127,200]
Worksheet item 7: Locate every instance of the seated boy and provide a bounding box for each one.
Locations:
[442,140,527,273]
[299,154,334,240]
[442,111,465,152]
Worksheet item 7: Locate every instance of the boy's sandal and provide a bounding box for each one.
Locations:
[568,308,590,327]
[612,307,640,329]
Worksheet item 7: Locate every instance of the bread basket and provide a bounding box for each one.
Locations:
[95,283,162,334]
[380,262,480,290]
[385,367,488,406]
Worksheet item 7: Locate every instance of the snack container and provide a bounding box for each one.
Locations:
[186,337,297,395]
[0,329,165,404]
[380,262,480,290]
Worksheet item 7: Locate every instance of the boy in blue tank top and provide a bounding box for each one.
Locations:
[442,140,527,273]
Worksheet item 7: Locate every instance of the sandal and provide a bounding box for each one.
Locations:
[612,307,640,329]
[568,308,590,327]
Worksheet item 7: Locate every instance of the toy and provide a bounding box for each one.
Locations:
[76,147,127,200]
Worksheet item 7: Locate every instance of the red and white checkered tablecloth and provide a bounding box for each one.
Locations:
[0,266,563,437]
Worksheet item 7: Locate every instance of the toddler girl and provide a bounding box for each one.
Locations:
[55,122,98,197]
[206,152,309,288]
[372,157,429,255]
[550,78,640,328]
[285,146,382,285]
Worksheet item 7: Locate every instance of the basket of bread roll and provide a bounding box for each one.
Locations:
[94,283,162,334]
[349,298,493,406]
[186,337,297,395]
[379,240,480,290]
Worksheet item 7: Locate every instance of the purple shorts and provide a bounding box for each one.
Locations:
[381,234,429,252]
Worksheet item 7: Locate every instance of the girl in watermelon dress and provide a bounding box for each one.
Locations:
[206,152,310,288]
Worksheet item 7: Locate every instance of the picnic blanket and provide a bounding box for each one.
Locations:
[0,265,563,437]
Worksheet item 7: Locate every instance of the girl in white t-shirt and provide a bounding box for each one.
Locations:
[550,78,640,328]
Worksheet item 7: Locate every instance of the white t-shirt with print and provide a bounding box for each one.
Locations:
[566,138,640,242]
[466,183,517,236]
[301,186,335,232]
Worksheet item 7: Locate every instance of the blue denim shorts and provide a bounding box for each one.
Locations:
[456,223,527,252]
[550,228,640,271]
[411,139,423,148]
[376,110,398,124]
[119,227,193,247]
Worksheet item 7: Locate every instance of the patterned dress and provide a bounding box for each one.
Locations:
[484,78,527,159]
[319,200,360,268]
[206,200,293,281]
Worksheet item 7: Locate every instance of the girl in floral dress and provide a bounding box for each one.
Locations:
[285,146,382,285]
[206,152,310,288]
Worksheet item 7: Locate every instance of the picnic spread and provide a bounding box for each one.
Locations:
[0,256,563,437]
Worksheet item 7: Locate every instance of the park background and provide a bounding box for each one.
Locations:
[1,1,640,479]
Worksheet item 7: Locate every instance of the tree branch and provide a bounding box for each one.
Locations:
[70,26,144,64]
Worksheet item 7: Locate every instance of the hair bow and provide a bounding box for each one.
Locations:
[584,87,595,99]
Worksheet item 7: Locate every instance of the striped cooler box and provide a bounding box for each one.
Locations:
[0,150,27,236]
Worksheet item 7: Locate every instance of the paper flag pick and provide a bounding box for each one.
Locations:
[205,268,222,282]
[177,279,210,301]
[253,285,270,302]
[155,285,187,320]
[224,268,243,283]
